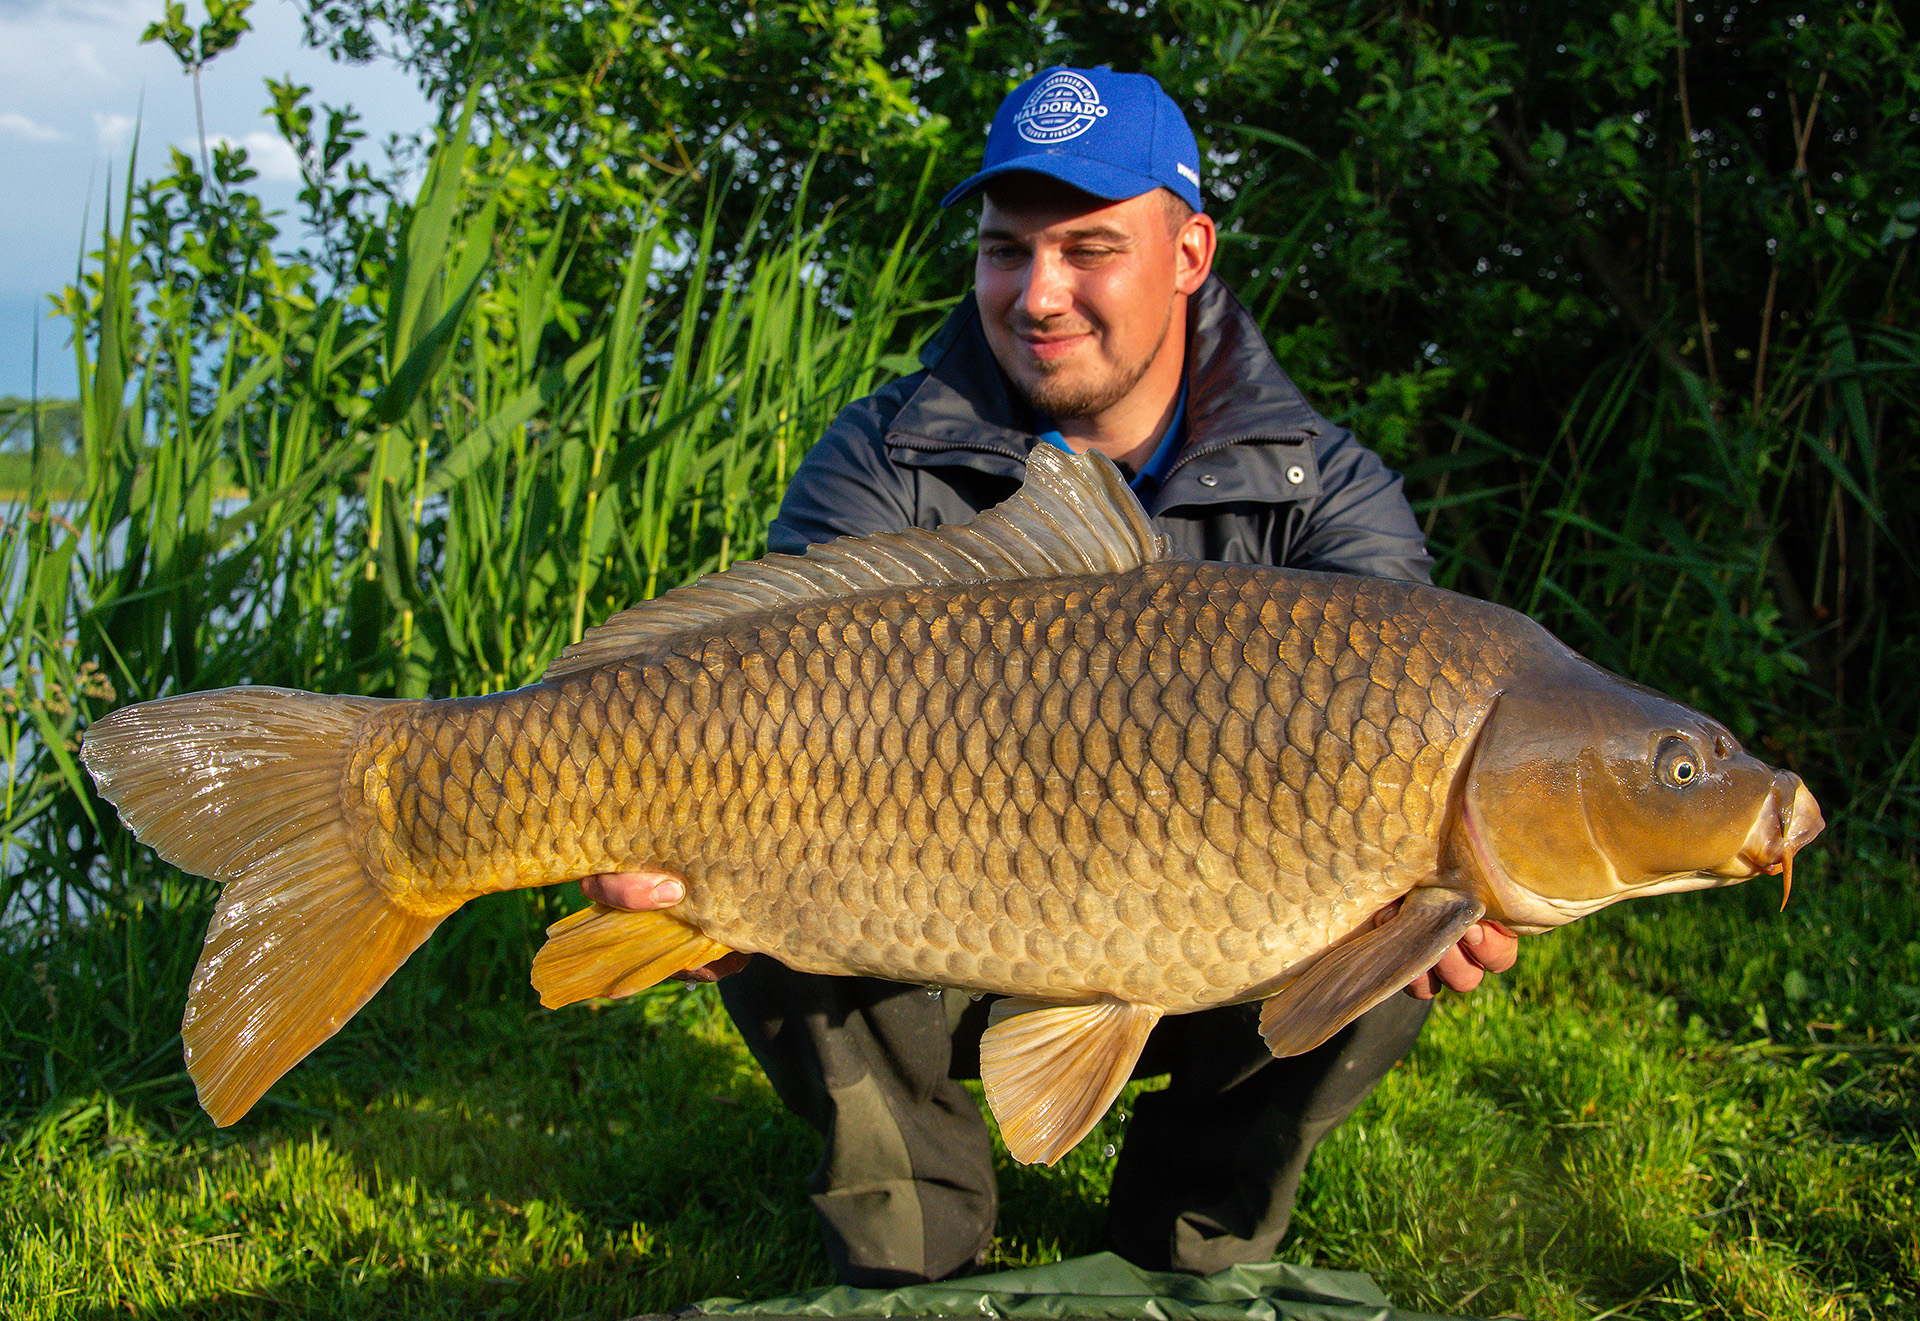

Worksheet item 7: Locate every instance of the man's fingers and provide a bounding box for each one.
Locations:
[1423,922,1519,994]
[1370,900,1519,997]
[1426,942,1487,995]
[571,870,743,983]
[579,869,686,910]
[1462,920,1520,974]
[674,952,752,984]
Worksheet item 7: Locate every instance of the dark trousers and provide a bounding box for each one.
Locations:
[719,956,1431,1286]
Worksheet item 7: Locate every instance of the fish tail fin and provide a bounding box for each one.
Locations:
[82,687,446,1125]
[532,905,735,1008]
[187,875,443,1125]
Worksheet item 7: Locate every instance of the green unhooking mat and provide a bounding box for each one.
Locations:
[646,1252,1488,1321]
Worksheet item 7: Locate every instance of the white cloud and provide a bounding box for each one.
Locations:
[0,0,130,20]
[93,110,135,154]
[214,130,302,182]
[68,36,111,81]
[0,1,142,88]
[0,111,63,142]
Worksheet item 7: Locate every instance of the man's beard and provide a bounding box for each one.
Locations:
[1016,357,1154,421]
[1006,309,1170,422]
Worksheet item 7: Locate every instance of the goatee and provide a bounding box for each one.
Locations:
[1013,350,1159,422]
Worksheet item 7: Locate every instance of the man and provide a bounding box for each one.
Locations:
[582,67,1516,1286]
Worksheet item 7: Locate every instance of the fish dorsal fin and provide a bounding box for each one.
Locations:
[1258,887,1485,1059]
[543,445,1169,681]
[978,996,1162,1166]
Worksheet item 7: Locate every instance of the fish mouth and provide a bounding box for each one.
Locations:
[1728,771,1825,905]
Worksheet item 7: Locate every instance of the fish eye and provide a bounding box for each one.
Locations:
[1656,736,1702,788]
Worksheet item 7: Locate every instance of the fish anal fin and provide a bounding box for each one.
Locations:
[1259,887,1485,1059]
[185,858,446,1127]
[978,997,1162,1167]
[531,905,736,1008]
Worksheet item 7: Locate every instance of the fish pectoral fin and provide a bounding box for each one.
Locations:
[1258,887,1486,1058]
[531,905,736,1009]
[978,997,1162,1167]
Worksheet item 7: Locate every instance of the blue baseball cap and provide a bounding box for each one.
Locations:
[940,67,1204,212]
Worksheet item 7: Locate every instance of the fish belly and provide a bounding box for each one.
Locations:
[350,562,1493,1013]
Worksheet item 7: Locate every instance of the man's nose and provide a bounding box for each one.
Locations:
[1019,251,1072,318]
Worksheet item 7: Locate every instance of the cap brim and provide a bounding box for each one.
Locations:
[939,155,1174,210]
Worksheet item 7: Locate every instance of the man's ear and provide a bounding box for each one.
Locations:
[1175,211,1217,295]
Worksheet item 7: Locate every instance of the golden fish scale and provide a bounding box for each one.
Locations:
[341,563,1533,1011]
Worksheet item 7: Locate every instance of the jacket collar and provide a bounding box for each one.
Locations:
[883,275,1326,510]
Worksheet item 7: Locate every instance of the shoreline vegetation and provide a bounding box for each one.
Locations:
[0,467,248,504]
[4,3,1915,1318]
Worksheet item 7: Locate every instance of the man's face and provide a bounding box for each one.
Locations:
[974,176,1213,426]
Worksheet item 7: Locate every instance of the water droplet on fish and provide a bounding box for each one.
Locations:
[1102,1144,1116,1158]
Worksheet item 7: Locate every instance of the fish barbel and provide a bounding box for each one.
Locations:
[81,447,1824,1162]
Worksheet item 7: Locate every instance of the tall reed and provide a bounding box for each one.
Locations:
[0,114,933,1116]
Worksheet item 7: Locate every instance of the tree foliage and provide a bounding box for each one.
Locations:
[292,0,1915,824]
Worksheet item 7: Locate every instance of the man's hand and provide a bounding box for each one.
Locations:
[1369,899,1519,999]
[578,870,749,982]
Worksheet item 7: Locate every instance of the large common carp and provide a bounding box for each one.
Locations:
[82,447,1822,1163]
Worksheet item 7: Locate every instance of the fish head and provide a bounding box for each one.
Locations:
[1456,664,1824,933]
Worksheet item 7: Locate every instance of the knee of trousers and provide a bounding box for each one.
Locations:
[719,958,998,1283]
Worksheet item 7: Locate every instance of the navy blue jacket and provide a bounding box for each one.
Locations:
[770,275,1432,585]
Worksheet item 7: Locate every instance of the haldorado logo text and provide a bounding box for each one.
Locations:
[1013,71,1107,144]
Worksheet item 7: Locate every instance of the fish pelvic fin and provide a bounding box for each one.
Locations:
[978,997,1162,1167]
[531,905,736,1008]
[80,687,445,1126]
[1258,887,1485,1058]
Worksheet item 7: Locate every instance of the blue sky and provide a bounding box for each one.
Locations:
[0,0,433,400]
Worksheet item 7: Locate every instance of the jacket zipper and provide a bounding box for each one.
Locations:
[891,427,1320,483]
[1164,427,1317,479]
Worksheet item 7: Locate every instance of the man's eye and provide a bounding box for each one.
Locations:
[982,246,1024,268]
[1068,246,1115,264]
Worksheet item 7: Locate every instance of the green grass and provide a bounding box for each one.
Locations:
[1299,846,1919,1319]
[4,846,1914,1320]
[2,989,822,1318]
